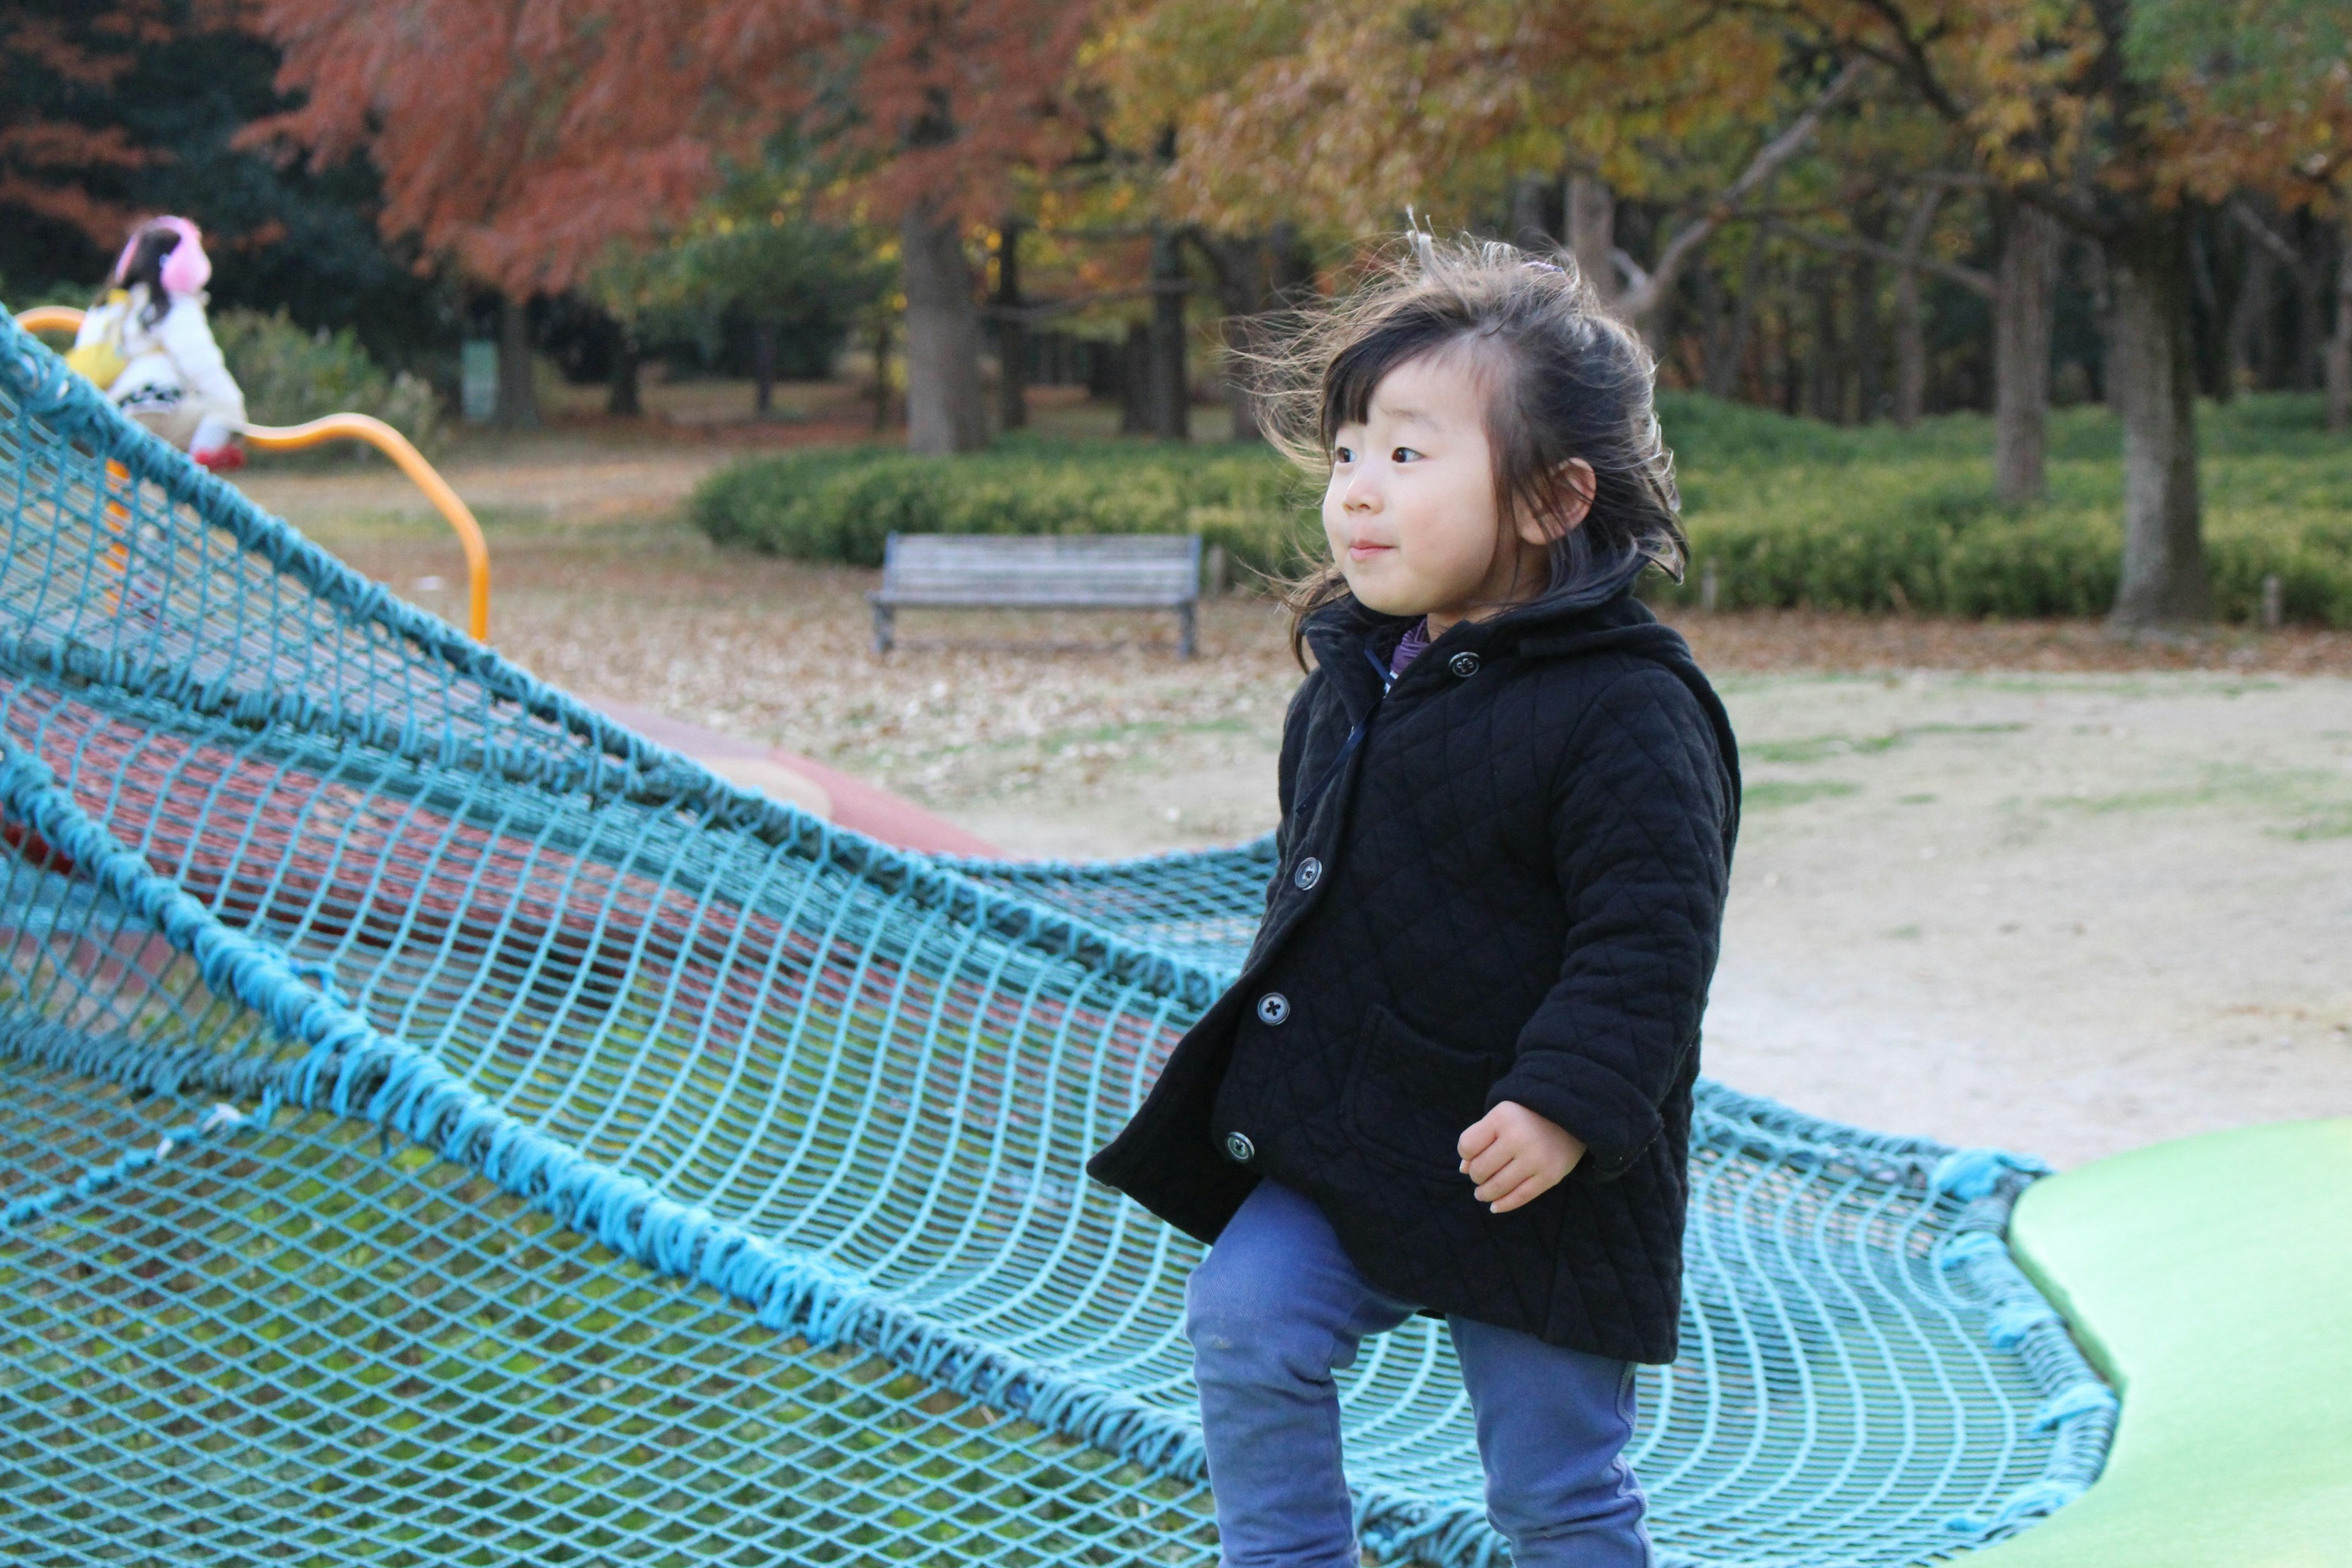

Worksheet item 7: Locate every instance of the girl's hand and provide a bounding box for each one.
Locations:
[1458,1102,1586,1213]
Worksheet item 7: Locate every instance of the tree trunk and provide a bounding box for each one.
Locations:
[1850,252,1882,422]
[995,217,1027,432]
[496,292,539,429]
[1992,200,2060,504]
[752,318,777,417]
[870,314,894,432]
[1711,224,1768,401]
[1271,221,1315,302]
[1567,174,1617,306]
[1806,262,1840,421]
[1696,262,1727,393]
[1148,224,1190,440]
[2105,213,2208,630]
[1892,265,1926,428]
[2290,259,2325,390]
[1891,188,1945,428]
[1511,173,1552,249]
[2187,220,2233,403]
[1200,232,1275,443]
[2228,226,2276,393]
[2329,213,2352,434]
[606,329,641,417]
[898,203,990,454]
[1120,322,1151,435]
[2082,238,2113,403]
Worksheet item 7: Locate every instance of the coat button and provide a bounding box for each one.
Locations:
[1293,857,1322,890]
[1224,1131,1256,1163]
[1255,992,1291,1025]
[1449,650,1482,677]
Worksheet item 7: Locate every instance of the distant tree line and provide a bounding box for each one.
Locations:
[5,0,2347,630]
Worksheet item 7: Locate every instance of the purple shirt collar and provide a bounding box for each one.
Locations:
[1387,617,1432,679]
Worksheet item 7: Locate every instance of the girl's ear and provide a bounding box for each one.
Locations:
[1512,458,1596,546]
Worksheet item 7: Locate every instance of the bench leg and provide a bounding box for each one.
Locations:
[1177,603,1198,660]
[872,605,895,655]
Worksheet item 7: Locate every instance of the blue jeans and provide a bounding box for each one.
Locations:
[1185,1179,1651,1568]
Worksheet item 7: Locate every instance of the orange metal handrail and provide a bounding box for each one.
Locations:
[240,415,490,641]
[15,304,87,337]
[15,304,491,641]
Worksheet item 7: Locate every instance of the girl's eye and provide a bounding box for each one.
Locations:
[1392,447,1420,462]
[1332,445,1354,464]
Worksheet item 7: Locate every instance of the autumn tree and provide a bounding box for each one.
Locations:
[248,0,1087,449]
[1,0,164,273]
[2127,0,2352,429]
[591,149,889,418]
[1092,0,1910,465]
[242,1,725,426]
[1114,0,1855,333]
[1774,0,2343,625]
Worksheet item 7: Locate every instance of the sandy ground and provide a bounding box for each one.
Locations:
[236,435,2352,1170]
[1701,671,2351,1166]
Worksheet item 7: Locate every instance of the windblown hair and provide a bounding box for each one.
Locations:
[105,226,184,329]
[1254,236,1685,663]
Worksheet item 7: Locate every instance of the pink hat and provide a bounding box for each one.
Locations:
[112,216,212,297]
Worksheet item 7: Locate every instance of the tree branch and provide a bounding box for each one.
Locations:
[1763,216,1993,298]
[2230,198,2305,271]
[2011,180,2113,241]
[1850,0,1967,122]
[1617,58,1870,323]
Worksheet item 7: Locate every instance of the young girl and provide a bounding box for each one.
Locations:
[1088,239,1740,1567]
[72,216,248,471]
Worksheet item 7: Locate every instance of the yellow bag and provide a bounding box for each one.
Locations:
[64,292,130,390]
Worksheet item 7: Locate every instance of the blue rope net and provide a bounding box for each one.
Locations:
[0,313,2113,1567]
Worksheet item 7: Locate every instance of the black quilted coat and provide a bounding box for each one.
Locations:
[1087,588,1739,1363]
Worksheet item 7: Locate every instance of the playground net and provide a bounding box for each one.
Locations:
[0,314,2113,1567]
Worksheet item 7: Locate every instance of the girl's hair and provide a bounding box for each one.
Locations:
[1256,235,1684,662]
[104,220,202,328]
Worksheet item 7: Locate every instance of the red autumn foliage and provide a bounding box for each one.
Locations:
[0,0,170,246]
[243,0,1092,296]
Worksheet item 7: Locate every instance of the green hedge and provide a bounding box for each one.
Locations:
[690,439,1322,581]
[1654,394,2352,625]
[213,308,442,456]
[689,393,2352,625]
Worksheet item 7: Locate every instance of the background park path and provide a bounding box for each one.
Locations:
[257,455,2352,1170]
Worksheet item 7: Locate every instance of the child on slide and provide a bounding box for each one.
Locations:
[1088,238,1740,1567]
[70,216,249,472]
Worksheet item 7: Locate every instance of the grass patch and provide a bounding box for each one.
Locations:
[1745,779,1863,809]
[1747,722,2025,764]
[2040,763,2352,835]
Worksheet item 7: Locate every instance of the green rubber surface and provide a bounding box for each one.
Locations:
[1977,1118,2352,1568]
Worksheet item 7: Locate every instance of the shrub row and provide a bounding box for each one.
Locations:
[689,393,2352,625]
[213,308,442,455]
[690,439,1323,581]
[1654,491,2352,626]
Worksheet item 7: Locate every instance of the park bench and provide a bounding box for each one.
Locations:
[869,532,1204,658]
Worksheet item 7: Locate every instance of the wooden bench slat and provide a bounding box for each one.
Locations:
[871,531,1203,657]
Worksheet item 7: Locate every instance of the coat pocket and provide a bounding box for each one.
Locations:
[1341,1005,1506,1175]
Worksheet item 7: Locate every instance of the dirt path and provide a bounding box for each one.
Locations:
[246,464,2352,1169]
[1701,671,2351,1167]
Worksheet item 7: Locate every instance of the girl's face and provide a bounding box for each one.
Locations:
[1323,349,1574,636]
